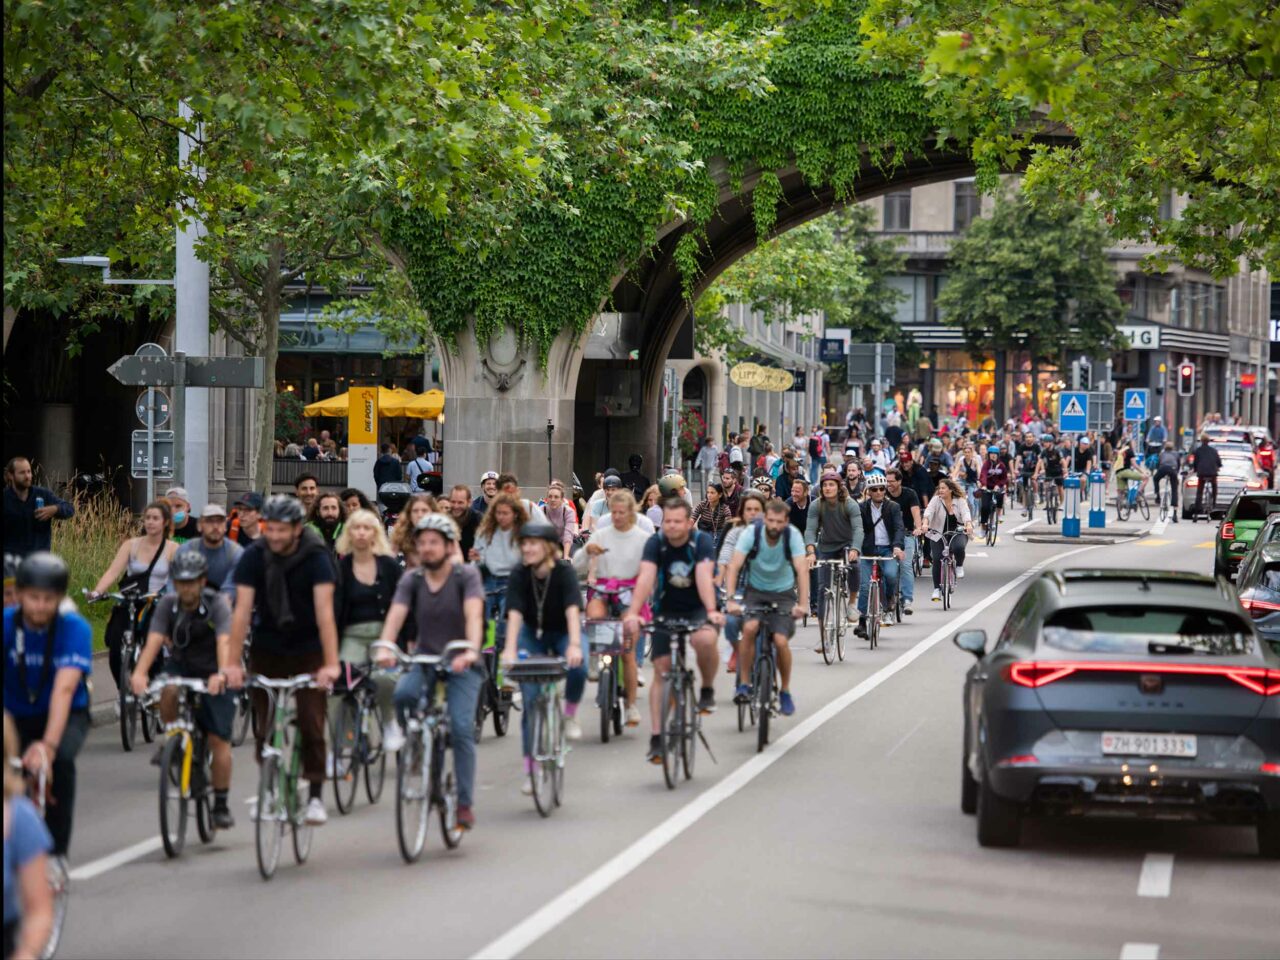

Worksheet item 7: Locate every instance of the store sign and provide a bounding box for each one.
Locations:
[1118,325,1160,350]
[1241,372,1258,389]
[347,387,378,499]
[818,338,845,363]
[729,362,794,392]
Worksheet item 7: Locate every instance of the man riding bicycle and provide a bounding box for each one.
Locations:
[1152,441,1182,523]
[855,476,905,638]
[131,550,237,829]
[723,499,809,717]
[1034,434,1065,494]
[1012,432,1040,514]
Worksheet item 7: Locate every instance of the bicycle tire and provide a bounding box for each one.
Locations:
[835,581,847,662]
[755,657,772,753]
[737,693,748,732]
[1046,485,1059,525]
[913,547,923,579]
[289,747,313,865]
[1116,494,1130,522]
[681,672,697,781]
[140,698,157,744]
[195,741,216,844]
[1137,494,1150,521]
[820,589,836,665]
[612,670,624,736]
[396,734,430,862]
[436,728,463,849]
[118,645,137,752]
[364,700,387,805]
[551,693,565,808]
[232,691,252,747]
[42,856,68,960]
[255,755,283,880]
[599,663,614,743]
[942,557,953,611]
[531,699,556,815]
[291,816,313,865]
[331,697,360,815]
[661,673,680,790]
[867,581,881,651]
[158,734,189,858]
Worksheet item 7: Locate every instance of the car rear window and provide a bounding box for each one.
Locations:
[1230,496,1280,521]
[1221,459,1256,478]
[1042,606,1255,656]
[1264,565,1280,592]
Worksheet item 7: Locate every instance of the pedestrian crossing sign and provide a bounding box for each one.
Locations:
[1123,388,1149,422]
[1059,391,1088,431]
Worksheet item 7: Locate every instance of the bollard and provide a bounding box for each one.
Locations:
[1088,468,1107,528]
[1063,476,1081,538]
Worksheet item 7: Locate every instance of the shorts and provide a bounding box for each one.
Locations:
[160,664,236,741]
[742,588,797,640]
[648,612,709,660]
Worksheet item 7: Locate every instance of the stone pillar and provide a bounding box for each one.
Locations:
[37,404,75,485]
[438,324,586,493]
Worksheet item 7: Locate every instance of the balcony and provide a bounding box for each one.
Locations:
[876,231,956,259]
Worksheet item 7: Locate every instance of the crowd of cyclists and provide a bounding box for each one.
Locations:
[0,407,1245,956]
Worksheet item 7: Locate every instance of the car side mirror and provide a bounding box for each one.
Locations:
[952,629,987,657]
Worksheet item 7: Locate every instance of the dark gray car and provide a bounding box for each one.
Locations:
[1236,537,1280,657]
[954,569,1280,856]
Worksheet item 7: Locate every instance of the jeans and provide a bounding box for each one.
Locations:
[13,711,90,856]
[809,457,827,486]
[856,550,899,616]
[483,574,509,647]
[392,664,482,808]
[960,480,978,516]
[899,536,917,604]
[930,533,967,588]
[517,626,587,757]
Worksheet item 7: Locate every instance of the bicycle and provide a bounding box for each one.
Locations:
[983,493,1003,547]
[146,677,219,858]
[926,530,964,611]
[329,659,387,816]
[1157,476,1173,522]
[584,618,625,742]
[474,586,515,741]
[230,631,256,747]
[740,603,784,753]
[85,588,161,751]
[504,654,568,816]
[863,556,895,651]
[1042,476,1061,525]
[1115,477,1150,522]
[1017,475,1035,520]
[645,617,712,790]
[372,641,469,863]
[813,558,848,666]
[11,756,69,960]
[249,673,325,881]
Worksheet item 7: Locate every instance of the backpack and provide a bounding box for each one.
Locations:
[742,518,795,588]
[717,449,731,472]
[808,435,822,458]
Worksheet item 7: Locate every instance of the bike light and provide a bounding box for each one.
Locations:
[1221,521,1235,540]
[1186,477,1199,487]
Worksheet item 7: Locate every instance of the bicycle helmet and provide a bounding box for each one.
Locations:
[751,476,774,492]
[16,552,69,593]
[170,550,209,582]
[414,513,459,542]
[987,445,1001,454]
[261,494,305,524]
[658,475,685,497]
[518,521,560,543]
[863,474,888,491]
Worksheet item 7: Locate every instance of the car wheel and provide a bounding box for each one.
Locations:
[960,754,978,815]
[1258,812,1280,859]
[976,768,1022,848]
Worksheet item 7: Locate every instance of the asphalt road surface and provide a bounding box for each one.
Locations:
[57,514,1280,959]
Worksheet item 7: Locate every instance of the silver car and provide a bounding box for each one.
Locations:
[1183,456,1265,518]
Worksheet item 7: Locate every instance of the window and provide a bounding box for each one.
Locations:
[954,180,982,231]
[883,191,911,231]
[1158,190,1174,221]
[1042,606,1253,656]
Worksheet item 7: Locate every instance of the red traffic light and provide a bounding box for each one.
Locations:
[1180,364,1194,376]
[1177,362,1196,397]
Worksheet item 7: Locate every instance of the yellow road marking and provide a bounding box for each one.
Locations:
[1194,541,1216,549]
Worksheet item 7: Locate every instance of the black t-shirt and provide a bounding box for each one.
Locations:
[454,508,481,558]
[642,531,715,615]
[232,534,337,655]
[505,560,582,635]
[173,516,200,542]
[1042,447,1065,476]
[344,576,383,625]
[786,497,810,537]
[1072,447,1093,472]
[888,487,921,529]
[1017,444,1040,474]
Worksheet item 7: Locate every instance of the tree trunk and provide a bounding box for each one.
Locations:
[251,241,285,494]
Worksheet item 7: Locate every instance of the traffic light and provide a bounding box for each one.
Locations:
[1072,357,1092,390]
[1177,362,1196,397]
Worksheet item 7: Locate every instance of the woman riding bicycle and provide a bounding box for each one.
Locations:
[977,446,1009,536]
[923,479,973,602]
[470,494,529,655]
[1113,439,1148,500]
[804,472,864,643]
[952,441,983,515]
[691,482,731,553]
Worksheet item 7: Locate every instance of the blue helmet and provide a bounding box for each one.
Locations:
[987,445,1001,454]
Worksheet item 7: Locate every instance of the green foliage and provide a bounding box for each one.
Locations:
[861,0,1280,275]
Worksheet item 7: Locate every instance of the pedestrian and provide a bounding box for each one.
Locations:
[749,424,770,460]
[172,504,243,599]
[694,437,720,498]
[808,425,828,486]
[163,485,200,542]
[3,457,74,558]
[373,443,404,489]
[405,443,434,493]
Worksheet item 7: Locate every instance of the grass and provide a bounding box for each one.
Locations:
[51,488,139,652]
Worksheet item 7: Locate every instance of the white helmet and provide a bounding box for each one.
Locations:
[414,513,459,542]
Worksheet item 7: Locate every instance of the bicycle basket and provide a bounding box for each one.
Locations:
[504,657,567,684]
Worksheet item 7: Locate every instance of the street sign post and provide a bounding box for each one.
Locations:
[847,343,895,428]
[1087,391,1115,431]
[136,389,171,429]
[131,430,175,480]
[1123,388,1149,422]
[1059,392,1089,433]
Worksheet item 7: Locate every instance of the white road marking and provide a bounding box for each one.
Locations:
[1150,518,1168,535]
[967,551,989,558]
[1009,519,1036,535]
[1137,853,1174,898]
[885,717,927,758]
[1120,943,1160,960]
[67,837,163,882]
[471,543,1103,960]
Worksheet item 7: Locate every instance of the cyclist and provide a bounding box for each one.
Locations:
[502,522,586,780]
[718,492,768,673]
[1152,441,1182,522]
[227,495,340,827]
[978,445,1009,537]
[4,710,55,960]
[1190,433,1222,516]
[623,499,723,765]
[854,475,904,638]
[131,551,236,830]
[1034,434,1065,501]
[1113,437,1148,502]
[883,468,921,615]
[471,493,529,657]
[804,473,863,636]
[376,514,483,830]
[1012,431,1041,515]
[173,503,242,599]
[1144,416,1168,463]
[724,499,808,717]
[3,553,92,860]
[227,492,263,546]
[471,471,500,515]
[305,492,346,555]
[952,440,983,515]
[923,478,973,601]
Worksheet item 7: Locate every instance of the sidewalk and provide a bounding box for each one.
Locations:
[86,650,121,727]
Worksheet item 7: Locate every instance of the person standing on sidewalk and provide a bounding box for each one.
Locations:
[3,458,73,559]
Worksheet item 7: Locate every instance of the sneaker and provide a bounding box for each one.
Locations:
[733,683,751,704]
[113,699,122,721]
[854,617,867,638]
[246,796,259,822]
[304,797,328,826]
[902,603,913,616]
[646,735,662,764]
[957,566,965,580]
[325,752,336,779]
[382,719,406,753]
[564,715,583,741]
[931,588,942,602]
[697,687,716,714]
[637,674,646,689]
[625,704,642,727]
[457,806,475,831]
[212,806,235,830]
[780,691,796,717]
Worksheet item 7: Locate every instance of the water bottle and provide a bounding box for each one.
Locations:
[517,649,530,661]
[34,496,45,511]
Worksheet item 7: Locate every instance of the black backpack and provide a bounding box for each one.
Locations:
[808,435,822,458]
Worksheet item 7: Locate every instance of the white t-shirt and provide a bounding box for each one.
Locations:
[728,446,745,465]
[579,522,652,580]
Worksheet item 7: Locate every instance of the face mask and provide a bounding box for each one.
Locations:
[173,510,187,525]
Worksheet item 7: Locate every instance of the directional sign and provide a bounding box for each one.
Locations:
[109,353,177,387]
[1059,391,1088,432]
[1088,391,1115,431]
[1123,388,1149,422]
[131,430,175,479]
[108,354,265,388]
[846,343,895,385]
[136,389,171,428]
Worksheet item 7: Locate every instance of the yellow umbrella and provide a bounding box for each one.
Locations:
[400,389,445,420]
[302,386,418,417]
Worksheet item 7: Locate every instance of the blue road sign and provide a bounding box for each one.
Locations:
[1123,388,1149,422]
[1059,391,1089,432]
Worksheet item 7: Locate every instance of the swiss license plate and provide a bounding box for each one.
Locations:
[1101,732,1197,758]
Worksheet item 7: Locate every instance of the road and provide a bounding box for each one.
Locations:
[57,515,1280,960]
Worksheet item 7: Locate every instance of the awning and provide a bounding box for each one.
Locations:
[400,389,445,420]
[302,386,419,417]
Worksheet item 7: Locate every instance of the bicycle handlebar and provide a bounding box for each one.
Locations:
[83,588,161,605]
[371,639,472,668]
[249,673,325,692]
[642,616,708,634]
[145,677,208,697]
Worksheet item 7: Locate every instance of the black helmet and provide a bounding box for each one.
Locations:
[16,552,69,594]
[518,521,560,544]
[261,494,306,524]
[170,550,209,582]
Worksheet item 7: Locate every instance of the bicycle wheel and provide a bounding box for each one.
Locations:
[531,699,556,816]
[913,546,923,579]
[612,669,624,736]
[835,596,846,662]
[942,558,953,611]
[1137,493,1150,521]
[1159,489,1170,522]
[289,753,313,865]
[396,734,430,862]
[1046,485,1059,525]
[1024,483,1035,521]
[255,755,283,880]
[436,728,463,849]
[118,647,137,752]
[867,582,881,651]
[551,695,565,808]
[473,680,489,744]
[331,697,360,815]
[1116,493,1130,521]
[681,672,697,780]
[232,691,252,747]
[195,742,216,844]
[819,589,836,665]
[42,855,68,960]
[364,700,387,805]
[158,735,189,858]
[599,663,614,743]
[140,697,158,744]
[660,674,680,790]
[755,657,772,753]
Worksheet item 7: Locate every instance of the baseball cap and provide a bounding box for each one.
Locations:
[164,486,190,502]
[200,503,227,519]
[235,492,264,511]
[602,475,623,488]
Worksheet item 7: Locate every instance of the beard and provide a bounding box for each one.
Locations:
[422,555,447,571]
[316,516,341,535]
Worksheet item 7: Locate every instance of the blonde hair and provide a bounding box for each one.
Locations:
[335,508,392,556]
[4,711,20,798]
[608,489,638,517]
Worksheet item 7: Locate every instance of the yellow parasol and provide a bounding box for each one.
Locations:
[302,386,419,417]
[399,389,445,420]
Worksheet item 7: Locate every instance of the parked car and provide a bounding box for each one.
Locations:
[954,568,1280,856]
[1184,457,1268,522]
[1212,490,1280,578]
[1235,534,1280,657]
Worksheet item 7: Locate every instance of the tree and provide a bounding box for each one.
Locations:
[861,0,1280,275]
[936,192,1124,413]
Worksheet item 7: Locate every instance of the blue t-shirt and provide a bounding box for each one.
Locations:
[641,531,715,616]
[734,523,805,593]
[3,607,93,718]
[3,796,53,924]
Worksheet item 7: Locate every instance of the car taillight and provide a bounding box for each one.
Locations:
[1240,596,1280,619]
[997,754,1039,767]
[1221,521,1235,540]
[1247,480,1265,489]
[1006,661,1280,695]
[1261,762,1280,776]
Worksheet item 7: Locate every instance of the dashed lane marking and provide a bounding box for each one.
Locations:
[1120,944,1160,960]
[1137,853,1174,898]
